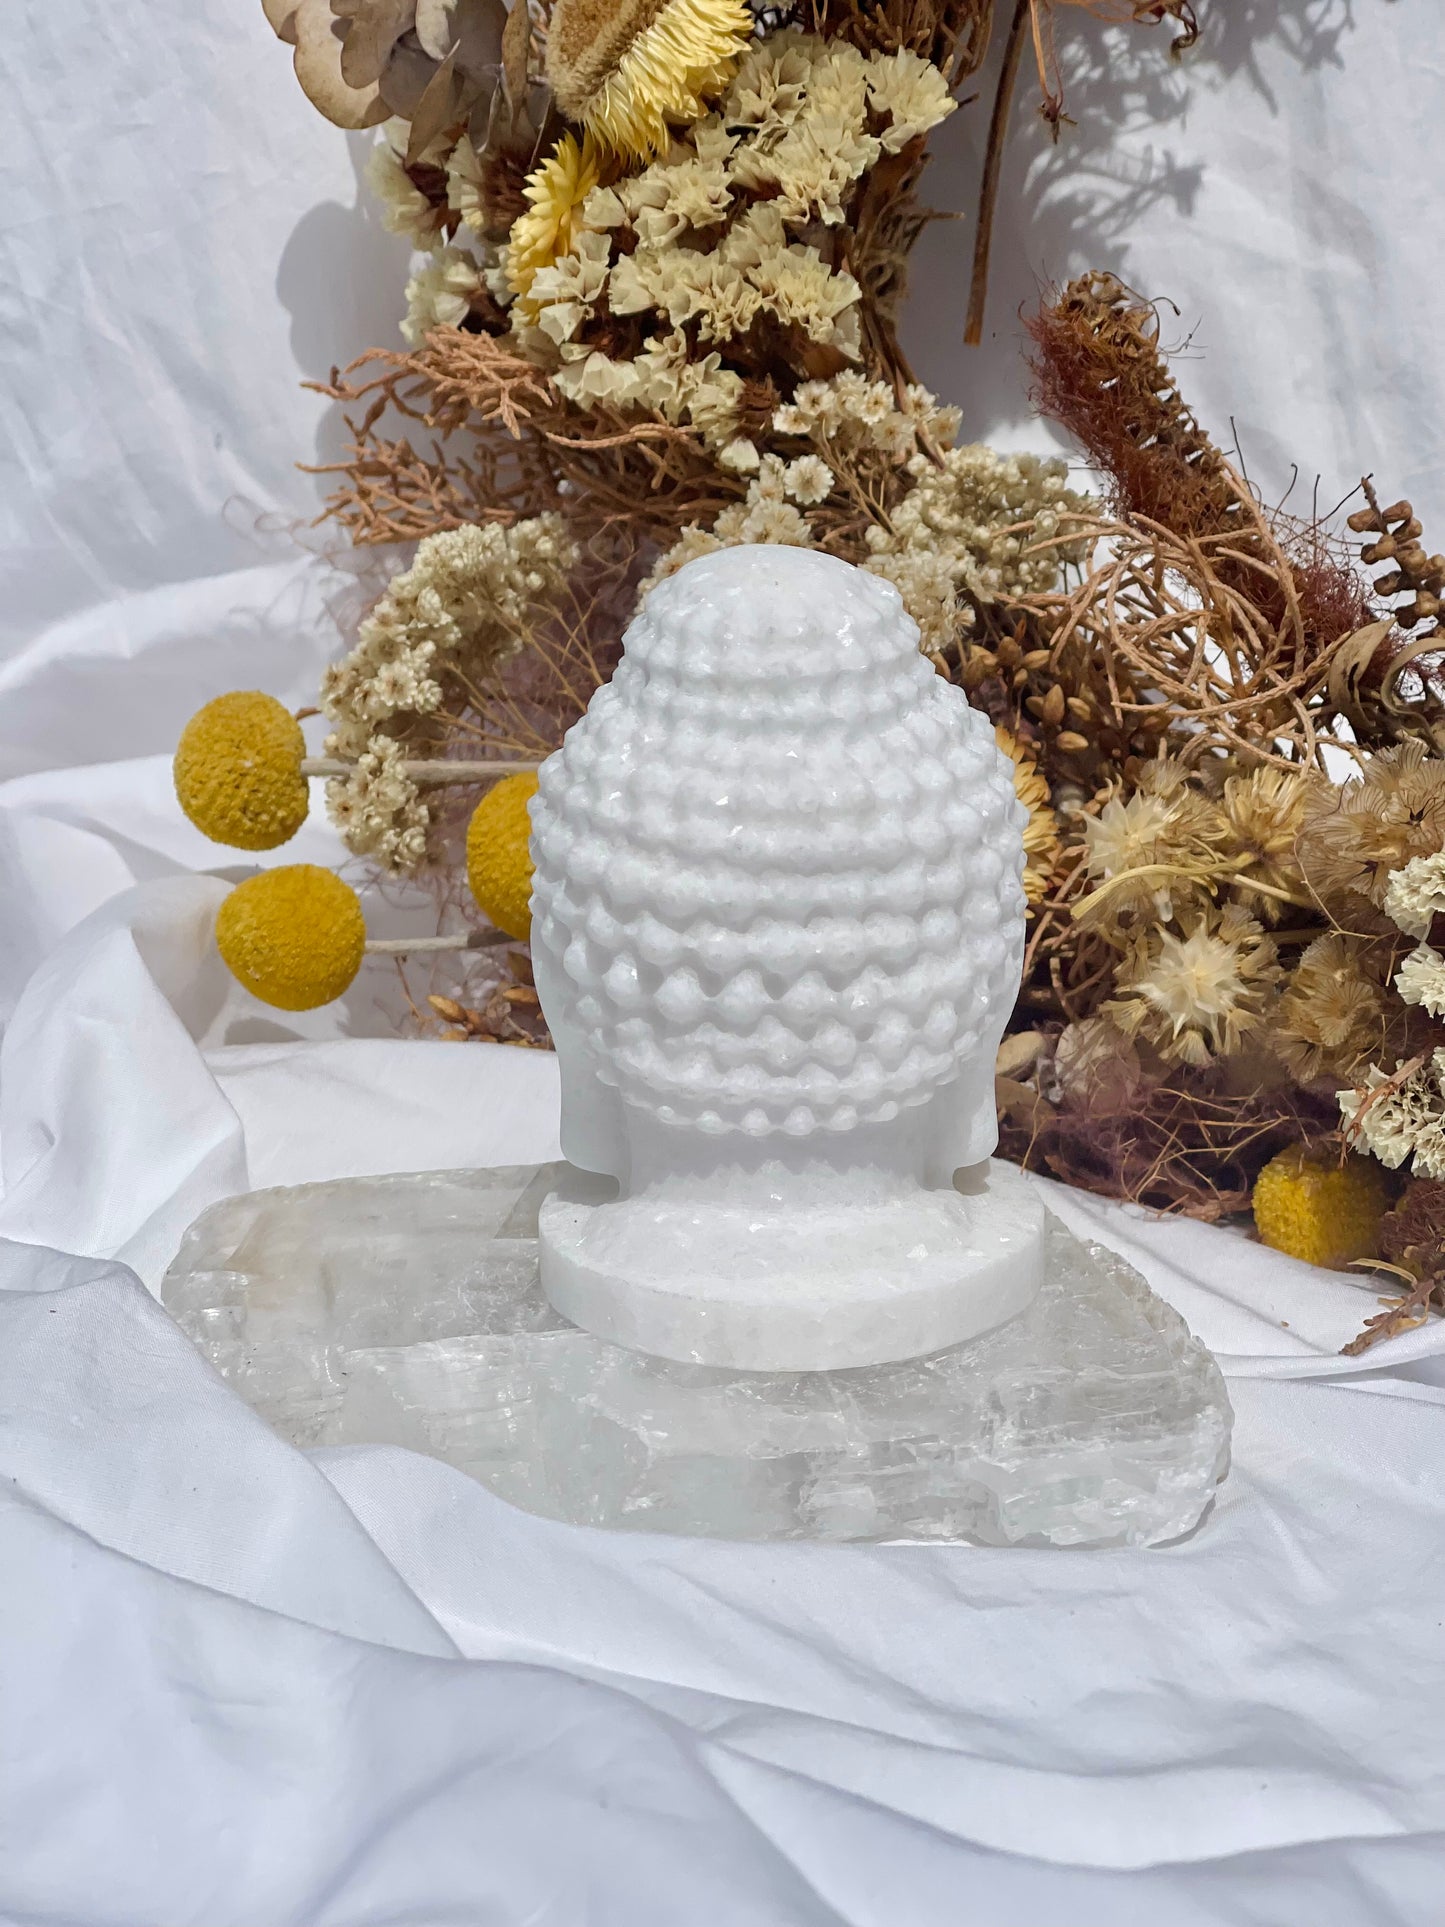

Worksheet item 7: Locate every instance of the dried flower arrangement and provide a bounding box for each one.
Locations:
[173,0,1445,1350]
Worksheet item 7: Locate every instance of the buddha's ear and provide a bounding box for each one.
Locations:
[922,1070,998,1188]
[533,939,628,1182]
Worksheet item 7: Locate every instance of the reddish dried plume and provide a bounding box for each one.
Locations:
[1026,273,1371,656]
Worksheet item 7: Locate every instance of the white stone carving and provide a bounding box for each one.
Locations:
[530,545,1044,1370]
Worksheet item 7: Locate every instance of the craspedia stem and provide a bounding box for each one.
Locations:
[363,930,517,955]
[301,758,542,785]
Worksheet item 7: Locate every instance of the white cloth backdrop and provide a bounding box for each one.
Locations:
[3,3,1445,1921]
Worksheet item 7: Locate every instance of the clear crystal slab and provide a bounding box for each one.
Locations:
[161,1164,1232,1547]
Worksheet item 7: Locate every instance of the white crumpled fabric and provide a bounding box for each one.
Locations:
[3,1,1445,1921]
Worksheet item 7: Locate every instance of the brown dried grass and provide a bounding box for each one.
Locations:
[308,330,749,548]
[1000,1067,1339,1220]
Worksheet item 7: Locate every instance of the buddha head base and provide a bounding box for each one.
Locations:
[530,545,1045,1371]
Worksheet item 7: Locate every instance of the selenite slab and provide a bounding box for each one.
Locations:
[161,1165,1232,1547]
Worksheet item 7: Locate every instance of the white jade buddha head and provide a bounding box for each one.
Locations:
[529,545,1027,1183]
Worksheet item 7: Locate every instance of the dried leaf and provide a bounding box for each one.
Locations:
[379,39,438,117]
[995,1074,1049,1129]
[1325,618,1393,724]
[406,46,464,161]
[262,0,302,43]
[501,0,530,119]
[995,1031,1044,1079]
[292,0,388,127]
[415,0,457,58]
[457,0,508,79]
[332,0,416,87]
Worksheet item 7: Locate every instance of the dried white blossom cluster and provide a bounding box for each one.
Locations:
[1386,852,1445,1017]
[511,33,955,453]
[864,446,1091,653]
[1341,850,1445,1172]
[363,123,494,342]
[402,247,486,344]
[643,372,1088,649]
[367,124,448,249]
[321,518,576,869]
[1384,850,1445,941]
[772,369,959,460]
[1340,1055,1445,1182]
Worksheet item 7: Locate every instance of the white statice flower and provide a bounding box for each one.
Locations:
[605,248,664,317]
[1340,1051,1445,1181]
[579,184,627,231]
[612,196,861,352]
[758,242,860,346]
[551,347,645,411]
[368,125,446,248]
[1384,849,1445,939]
[719,436,761,472]
[730,221,860,349]
[484,247,514,307]
[687,258,763,344]
[402,247,482,343]
[624,333,745,449]
[609,247,761,342]
[866,49,957,152]
[724,31,816,134]
[730,109,879,226]
[527,231,612,346]
[1395,943,1445,1018]
[723,38,880,226]
[622,129,738,247]
[445,137,488,236]
[783,454,834,505]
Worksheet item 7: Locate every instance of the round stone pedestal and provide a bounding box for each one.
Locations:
[538,1162,1045,1371]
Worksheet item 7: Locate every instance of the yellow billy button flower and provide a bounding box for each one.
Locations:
[174,691,310,851]
[216,866,366,1012]
[1252,1144,1389,1271]
[466,772,539,941]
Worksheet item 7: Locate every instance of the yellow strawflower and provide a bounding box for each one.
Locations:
[507,133,600,306]
[216,866,366,1011]
[995,726,1061,906]
[466,772,539,941]
[545,0,752,162]
[1252,1144,1389,1270]
[174,691,309,851]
